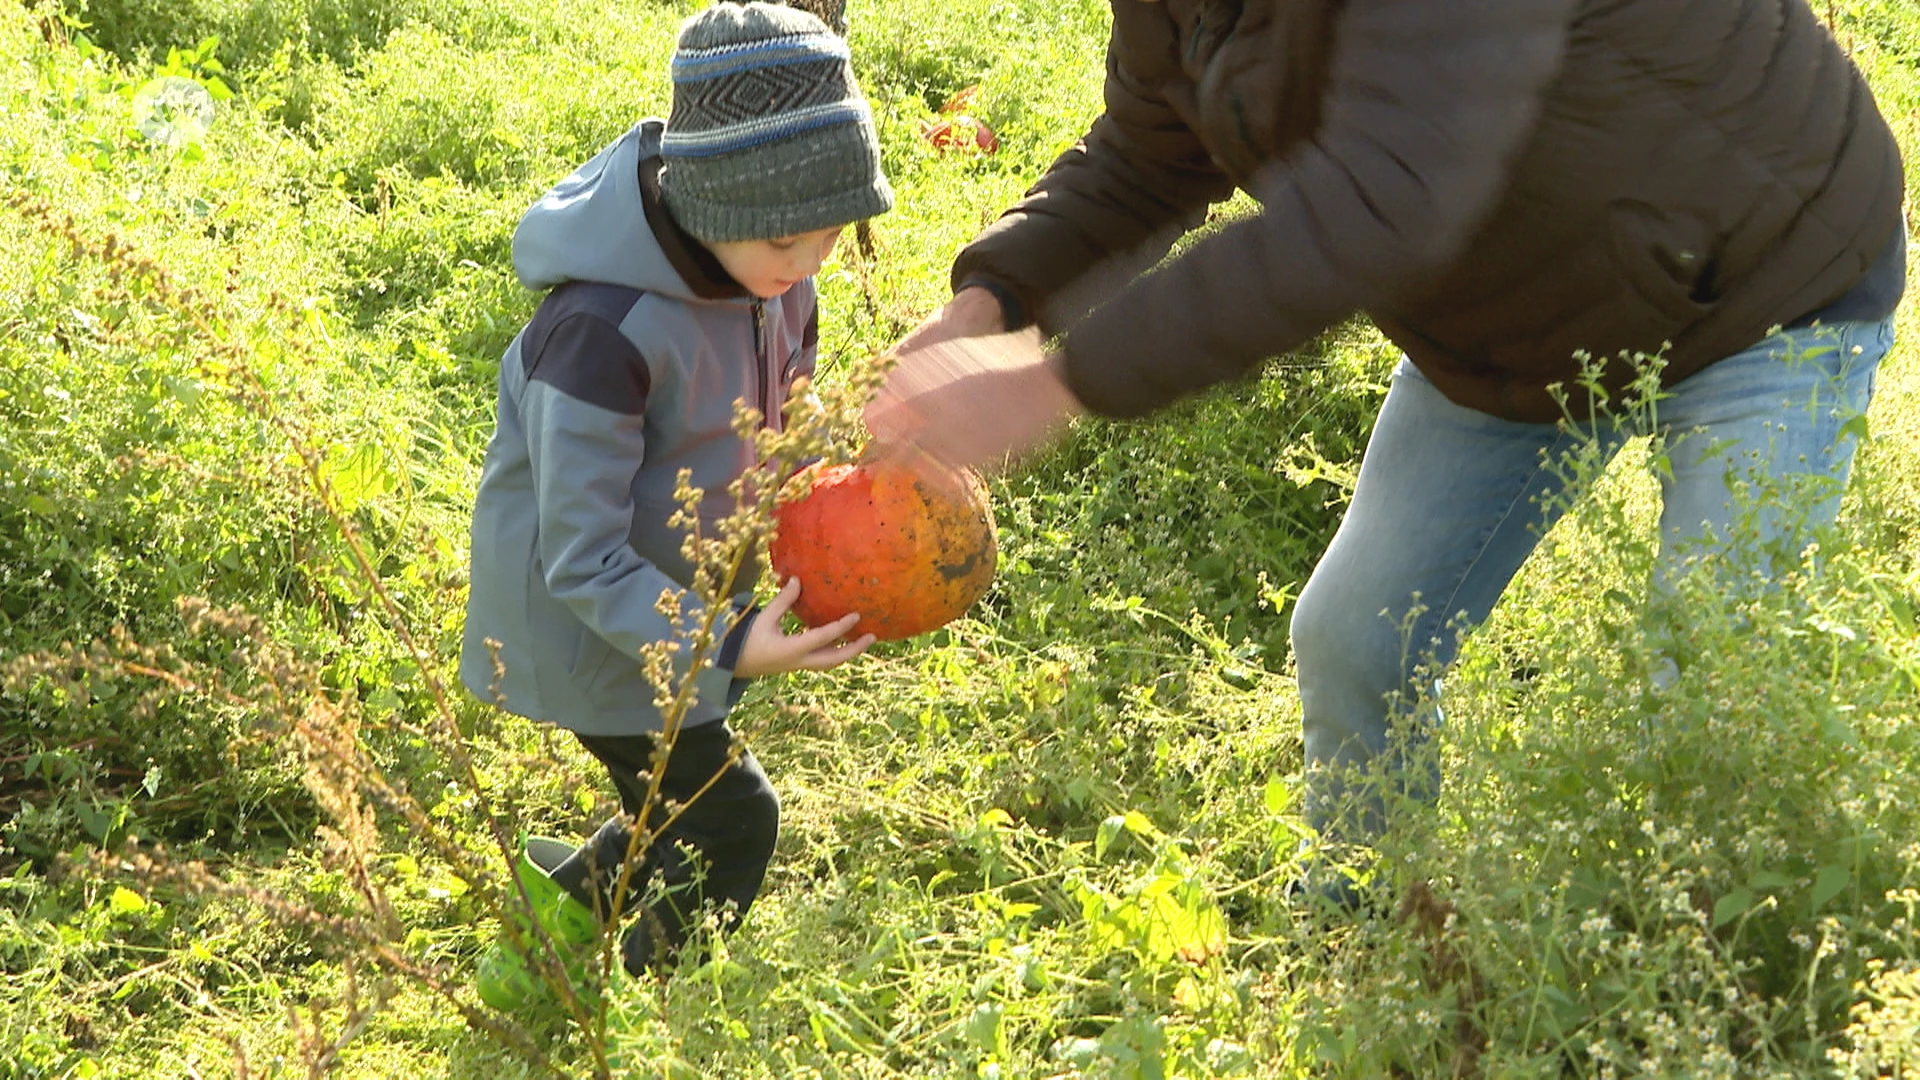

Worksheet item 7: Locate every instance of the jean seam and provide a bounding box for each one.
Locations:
[1423,427,1580,663]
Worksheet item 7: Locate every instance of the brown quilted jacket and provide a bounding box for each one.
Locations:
[952,0,1906,422]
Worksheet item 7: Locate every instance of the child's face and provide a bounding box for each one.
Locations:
[709,225,846,300]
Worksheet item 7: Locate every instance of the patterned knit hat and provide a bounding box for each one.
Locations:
[659,2,893,245]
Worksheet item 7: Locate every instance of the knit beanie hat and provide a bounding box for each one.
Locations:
[659,2,893,245]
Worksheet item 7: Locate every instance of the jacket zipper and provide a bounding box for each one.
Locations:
[751,299,772,430]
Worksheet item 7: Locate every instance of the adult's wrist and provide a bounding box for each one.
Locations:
[952,278,1022,333]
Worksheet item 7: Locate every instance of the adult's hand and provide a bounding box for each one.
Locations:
[866,291,1084,473]
[893,285,1006,352]
[733,577,875,677]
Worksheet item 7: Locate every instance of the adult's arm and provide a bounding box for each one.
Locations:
[1062,0,1578,419]
[950,2,1237,336]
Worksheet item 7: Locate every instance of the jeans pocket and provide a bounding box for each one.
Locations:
[1836,317,1896,402]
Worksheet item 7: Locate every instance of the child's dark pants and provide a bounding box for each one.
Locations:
[549,720,779,974]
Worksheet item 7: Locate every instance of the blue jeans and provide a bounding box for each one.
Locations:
[1290,318,1893,850]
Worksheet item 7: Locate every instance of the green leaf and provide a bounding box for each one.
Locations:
[1539,984,1577,1008]
[1712,888,1754,928]
[321,442,398,512]
[76,800,122,841]
[806,1003,873,1055]
[131,76,215,147]
[1121,809,1155,837]
[364,685,402,716]
[1141,871,1227,964]
[964,1002,1005,1057]
[1052,1038,1100,1068]
[1806,614,1857,642]
[108,886,147,916]
[1810,865,1850,913]
[1262,776,1291,815]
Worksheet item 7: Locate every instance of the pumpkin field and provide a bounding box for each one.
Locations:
[5,0,1920,1076]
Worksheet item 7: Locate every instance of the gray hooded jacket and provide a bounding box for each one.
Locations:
[460,120,816,735]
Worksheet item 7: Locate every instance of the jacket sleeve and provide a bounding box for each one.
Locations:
[949,3,1237,335]
[1061,0,1577,418]
[519,314,747,686]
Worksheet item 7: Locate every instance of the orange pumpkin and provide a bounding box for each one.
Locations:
[770,459,997,640]
[921,85,999,154]
[920,114,999,154]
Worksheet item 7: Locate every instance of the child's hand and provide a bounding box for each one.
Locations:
[733,577,876,678]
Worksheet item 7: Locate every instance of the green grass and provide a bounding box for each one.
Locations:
[4,0,1920,1077]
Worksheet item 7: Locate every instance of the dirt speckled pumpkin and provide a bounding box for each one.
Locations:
[770,459,997,640]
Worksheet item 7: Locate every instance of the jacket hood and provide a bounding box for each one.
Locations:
[513,120,709,301]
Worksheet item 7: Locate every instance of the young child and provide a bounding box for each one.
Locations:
[460,1,889,1009]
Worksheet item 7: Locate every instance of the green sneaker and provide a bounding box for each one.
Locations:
[476,837,603,1011]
